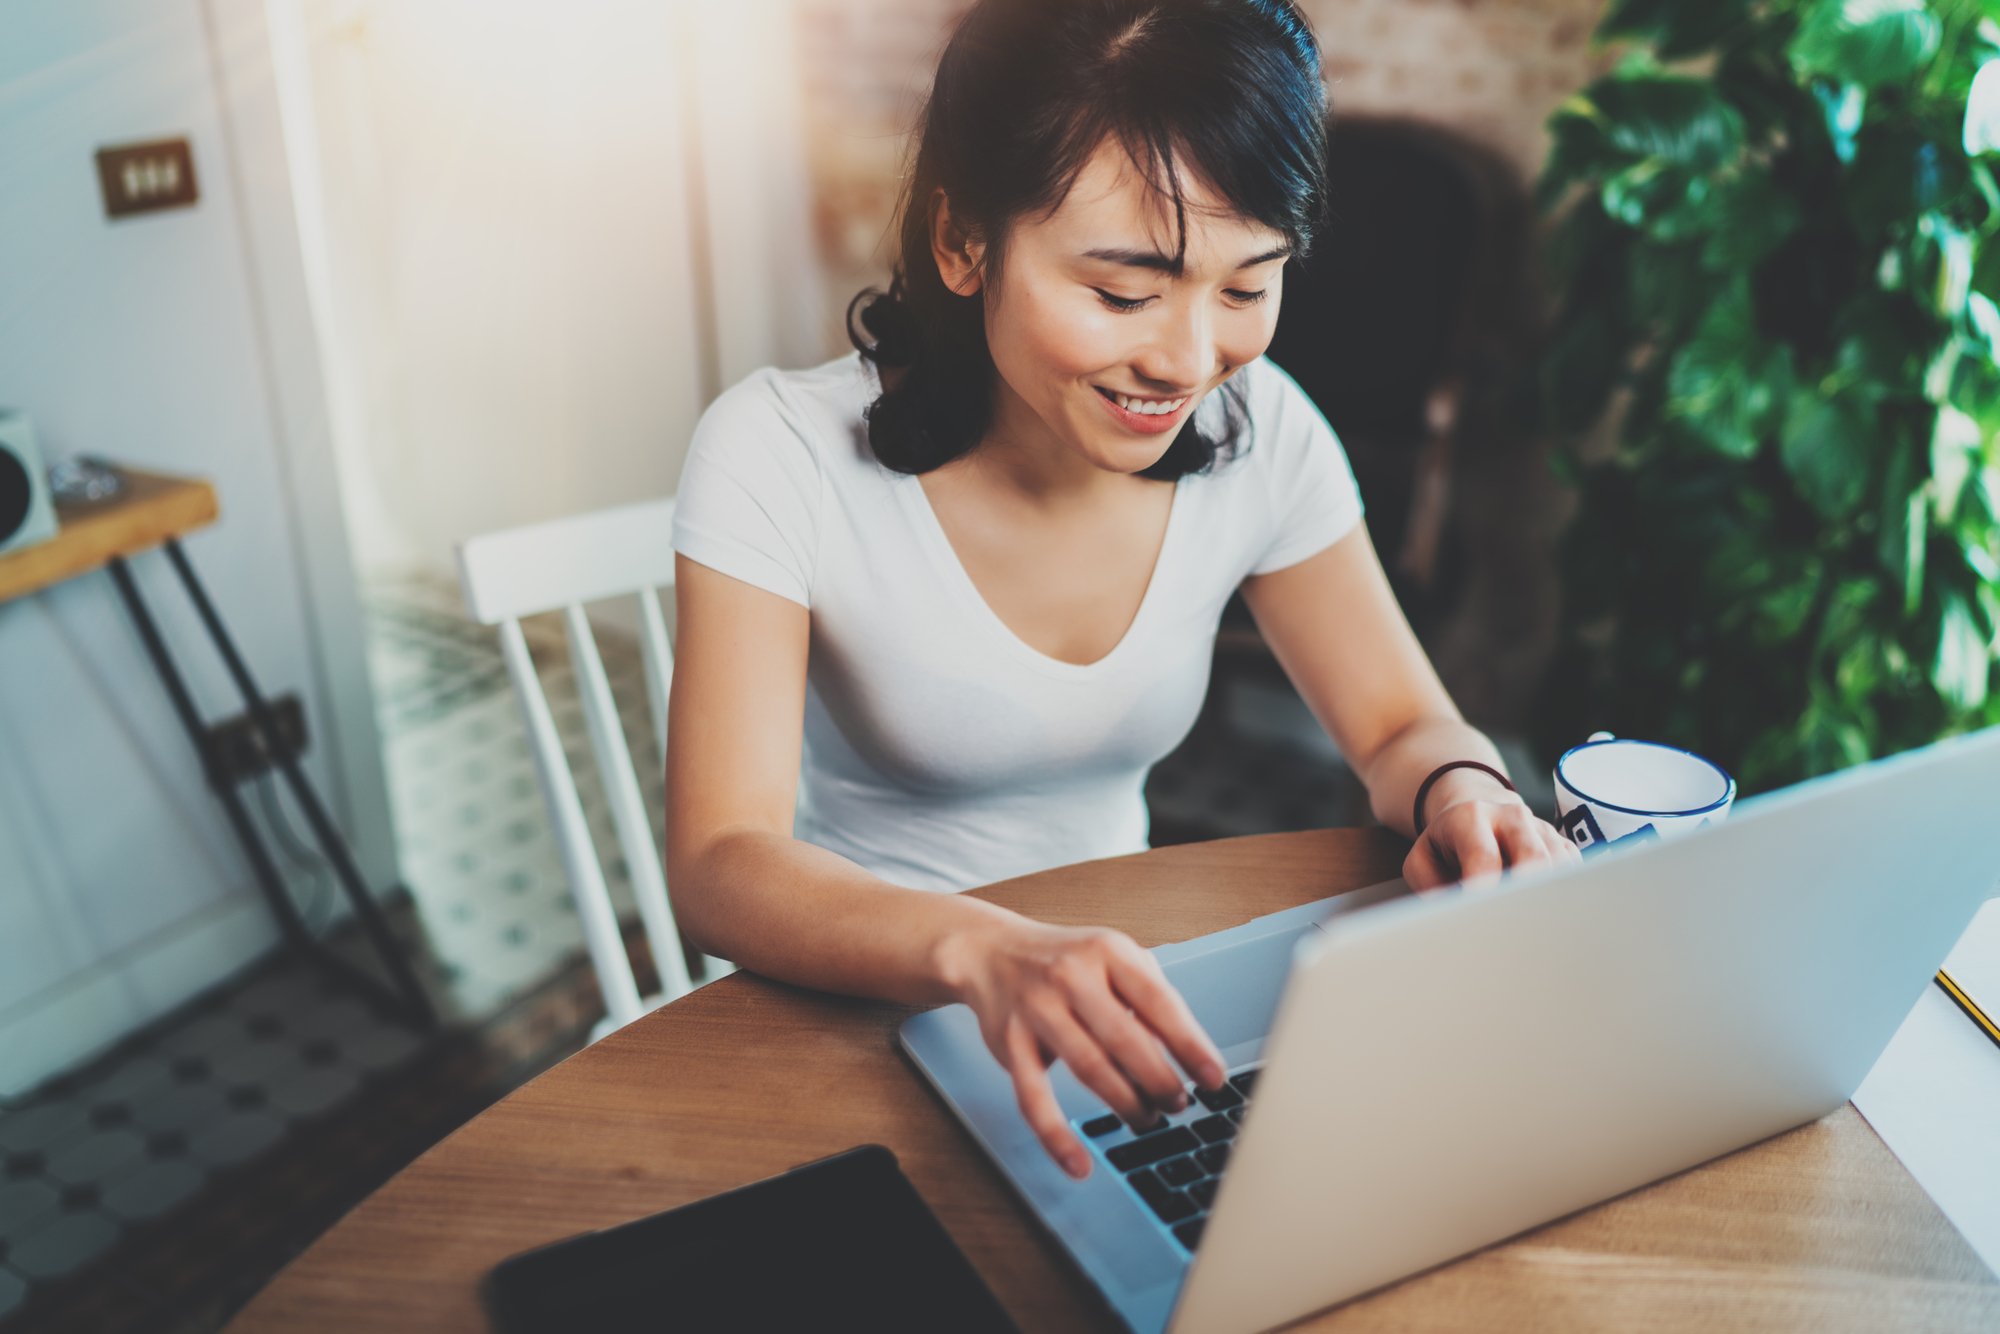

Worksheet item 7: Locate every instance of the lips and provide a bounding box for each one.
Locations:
[1093,385,1190,435]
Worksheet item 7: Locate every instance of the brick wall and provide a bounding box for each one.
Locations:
[794,0,1613,357]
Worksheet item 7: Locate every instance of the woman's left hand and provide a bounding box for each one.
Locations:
[1402,790,1580,892]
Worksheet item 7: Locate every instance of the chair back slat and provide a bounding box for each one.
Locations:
[637,588,674,766]
[458,498,678,626]
[459,496,724,1039]
[561,606,694,999]
[497,617,645,1026]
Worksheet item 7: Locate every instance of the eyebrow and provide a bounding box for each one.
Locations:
[1079,243,1293,275]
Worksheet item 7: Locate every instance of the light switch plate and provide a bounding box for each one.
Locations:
[95,137,199,218]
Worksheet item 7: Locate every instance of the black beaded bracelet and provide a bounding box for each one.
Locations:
[1412,760,1517,838]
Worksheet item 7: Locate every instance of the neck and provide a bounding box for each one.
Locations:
[970,373,1142,508]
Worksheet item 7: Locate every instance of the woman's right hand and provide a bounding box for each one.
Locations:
[943,916,1229,1180]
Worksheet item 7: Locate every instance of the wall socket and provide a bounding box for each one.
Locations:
[95,137,199,218]
[203,692,308,785]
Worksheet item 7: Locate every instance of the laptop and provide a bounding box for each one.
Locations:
[899,725,2000,1334]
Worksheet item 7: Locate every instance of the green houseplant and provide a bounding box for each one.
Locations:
[1532,0,2000,791]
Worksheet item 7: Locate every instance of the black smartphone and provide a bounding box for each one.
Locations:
[481,1144,1017,1333]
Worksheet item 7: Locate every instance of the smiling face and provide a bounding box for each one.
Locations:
[930,135,1290,483]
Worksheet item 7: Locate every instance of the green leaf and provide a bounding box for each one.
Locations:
[1789,0,1942,88]
[1934,591,1993,709]
[1876,435,1927,614]
[1919,213,1976,316]
[1977,467,2000,529]
[1926,338,1962,403]
[1717,48,1811,143]
[1756,557,1825,643]
[1964,531,2000,584]
[1932,402,1982,518]
[1539,107,1628,209]
[1969,294,2000,361]
[1844,125,1928,243]
[1906,488,1931,613]
[1667,283,1792,457]
[1966,60,2000,156]
[1969,160,2000,225]
[1833,720,1873,767]
[1701,172,1803,269]
[1973,229,2000,299]
[1655,195,1728,246]
[1815,82,1867,164]
[1630,243,1705,330]
[1588,76,1746,172]
[1833,292,1932,388]
[1603,159,1679,227]
[1834,634,1884,697]
[1780,392,1875,518]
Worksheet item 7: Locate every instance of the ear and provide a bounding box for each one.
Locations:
[928,186,986,297]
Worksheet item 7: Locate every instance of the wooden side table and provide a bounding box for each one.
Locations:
[0,462,432,1027]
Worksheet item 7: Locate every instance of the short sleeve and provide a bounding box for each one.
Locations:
[670,369,823,608]
[1246,356,1366,576]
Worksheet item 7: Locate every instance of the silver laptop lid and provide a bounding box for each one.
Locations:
[1171,725,2000,1334]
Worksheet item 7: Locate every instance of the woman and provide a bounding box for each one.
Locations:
[665,0,1577,1181]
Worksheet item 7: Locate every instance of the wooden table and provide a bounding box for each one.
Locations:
[226,829,2000,1332]
[0,464,218,601]
[0,462,431,1027]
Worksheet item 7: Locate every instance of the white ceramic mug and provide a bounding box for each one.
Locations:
[1553,732,1736,854]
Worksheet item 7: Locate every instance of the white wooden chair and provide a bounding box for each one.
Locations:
[456,496,729,1041]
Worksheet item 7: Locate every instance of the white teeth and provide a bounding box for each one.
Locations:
[1110,391,1186,416]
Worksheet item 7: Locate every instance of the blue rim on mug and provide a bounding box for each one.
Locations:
[1555,737,1736,819]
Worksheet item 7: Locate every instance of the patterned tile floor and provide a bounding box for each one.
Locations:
[0,569,1415,1331]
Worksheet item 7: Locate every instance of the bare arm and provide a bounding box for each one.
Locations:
[663,556,1002,1002]
[664,554,1225,1174]
[1239,524,1577,888]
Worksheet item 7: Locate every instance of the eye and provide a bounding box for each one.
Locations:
[1226,289,1270,306]
[1093,289,1152,312]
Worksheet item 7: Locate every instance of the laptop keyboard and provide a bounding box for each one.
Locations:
[1073,1064,1261,1254]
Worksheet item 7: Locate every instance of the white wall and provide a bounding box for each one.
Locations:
[293,0,827,582]
[0,0,394,1095]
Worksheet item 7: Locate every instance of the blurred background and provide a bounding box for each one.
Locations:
[2,0,1996,1328]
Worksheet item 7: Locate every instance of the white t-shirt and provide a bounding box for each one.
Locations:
[670,349,1363,893]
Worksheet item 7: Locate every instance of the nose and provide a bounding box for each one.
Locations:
[1132,301,1212,395]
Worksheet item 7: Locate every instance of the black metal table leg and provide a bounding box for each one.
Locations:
[108,550,436,1030]
[107,558,317,948]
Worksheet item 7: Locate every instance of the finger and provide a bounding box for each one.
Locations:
[1540,822,1582,865]
[1106,949,1228,1088]
[1492,808,1549,869]
[1003,1016,1091,1179]
[1444,818,1504,886]
[1403,834,1452,892]
[1070,981,1194,1112]
[1026,998,1155,1129]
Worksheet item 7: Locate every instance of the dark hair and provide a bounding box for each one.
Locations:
[846,0,1330,481]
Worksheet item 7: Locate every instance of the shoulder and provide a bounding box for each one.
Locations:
[1199,355,1348,489]
[692,354,846,450]
[1236,354,1329,437]
[689,350,881,475]
[674,358,871,608]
